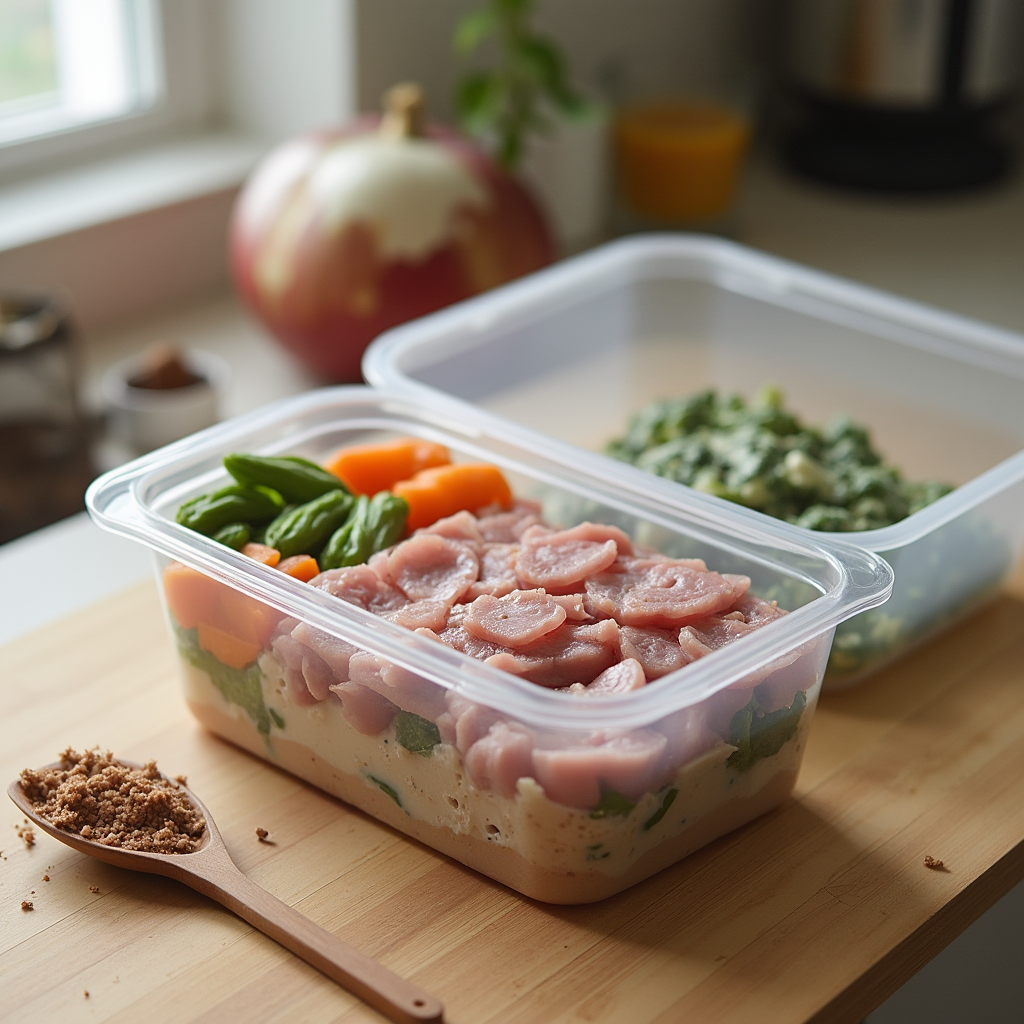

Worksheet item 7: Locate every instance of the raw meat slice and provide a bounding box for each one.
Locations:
[464,543,520,599]
[516,524,619,590]
[301,651,338,703]
[734,593,787,628]
[476,503,542,544]
[677,627,714,663]
[532,729,669,808]
[388,534,479,603]
[583,658,647,695]
[436,692,503,753]
[328,679,398,735]
[420,510,484,548]
[655,704,723,766]
[348,651,447,721]
[585,558,750,628]
[551,594,591,621]
[310,564,407,616]
[620,625,696,679]
[463,589,567,647]
[384,598,451,632]
[464,722,535,797]
[291,622,360,680]
[483,619,620,688]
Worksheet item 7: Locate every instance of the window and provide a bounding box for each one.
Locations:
[0,0,161,148]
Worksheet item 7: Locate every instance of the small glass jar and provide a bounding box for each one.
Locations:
[0,296,95,544]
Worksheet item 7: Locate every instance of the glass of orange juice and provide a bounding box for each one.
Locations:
[614,99,751,224]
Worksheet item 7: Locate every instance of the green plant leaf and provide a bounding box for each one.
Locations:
[454,8,497,53]
[642,788,678,832]
[589,789,636,819]
[727,687,807,773]
[394,710,441,756]
[455,72,502,136]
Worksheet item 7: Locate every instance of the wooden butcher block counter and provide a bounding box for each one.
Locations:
[3,560,1024,1024]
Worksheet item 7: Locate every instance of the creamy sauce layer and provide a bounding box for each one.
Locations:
[178,655,811,881]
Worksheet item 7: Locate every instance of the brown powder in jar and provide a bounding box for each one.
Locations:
[19,748,206,854]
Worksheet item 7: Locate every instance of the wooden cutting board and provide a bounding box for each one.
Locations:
[3,565,1024,1024]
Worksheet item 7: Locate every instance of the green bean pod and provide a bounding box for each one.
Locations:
[175,484,286,535]
[319,495,369,570]
[211,522,251,550]
[223,453,348,504]
[263,490,354,558]
[365,491,408,554]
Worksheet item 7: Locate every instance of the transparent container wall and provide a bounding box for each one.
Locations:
[142,412,840,902]
[371,242,1024,683]
[410,273,1024,487]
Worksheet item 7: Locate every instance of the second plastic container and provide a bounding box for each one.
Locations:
[365,235,1024,686]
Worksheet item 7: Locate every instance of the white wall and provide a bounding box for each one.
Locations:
[354,0,769,119]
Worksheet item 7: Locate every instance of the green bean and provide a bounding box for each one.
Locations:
[223,453,348,503]
[175,484,286,535]
[319,496,369,570]
[365,491,408,553]
[263,490,354,558]
[211,522,251,550]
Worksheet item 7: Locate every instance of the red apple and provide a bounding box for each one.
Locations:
[229,85,554,381]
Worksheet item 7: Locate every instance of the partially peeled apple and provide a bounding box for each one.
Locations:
[229,84,554,380]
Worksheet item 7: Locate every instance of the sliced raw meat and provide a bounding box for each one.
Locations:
[582,658,647,695]
[551,594,591,621]
[291,622,360,680]
[328,679,398,735]
[367,550,392,582]
[476,504,542,544]
[483,619,620,688]
[420,510,483,548]
[269,632,319,706]
[620,625,697,680]
[655,704,723,766]
[516,524,619,590]
[532,729,669,808]
[348,651,448,721]
[734,593,787,628]
[301,651,338,703]
[685,615,758,651]
[463,589,567,647]
[388,534,479,604]
[556,522,633,556]
[384,598,451,632]
[677,627,714,663]
[436,692,503,753]
[464,543,520,600]
[310,564,407,616]
[464,722,535,797]
[585,558,751,628]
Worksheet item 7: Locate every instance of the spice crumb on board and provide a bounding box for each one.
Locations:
[18,748,206,854]
[88,885,100,894]
[255,827,273,843]
[41,875,49,882]
[924,855,948,871]
[84,991,89,999]
[21,900,33,911]
[13,823,36,848]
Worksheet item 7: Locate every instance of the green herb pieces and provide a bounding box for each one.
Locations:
[589,789,636,819]
[607,387,952,532]
[394,711,441,757]
[727,686,807,773]
[223,453,348,504]
[174,624,279,736]
[642,788,678,832]
[368,775,403,809]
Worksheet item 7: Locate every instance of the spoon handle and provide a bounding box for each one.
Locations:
[192,857,443,1023]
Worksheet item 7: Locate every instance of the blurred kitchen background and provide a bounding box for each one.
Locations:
[2,5,1023,1015]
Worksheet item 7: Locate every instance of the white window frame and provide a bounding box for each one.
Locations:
[0,0,214,183]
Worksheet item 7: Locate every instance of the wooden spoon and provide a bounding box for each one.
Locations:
[9,766,443,1024]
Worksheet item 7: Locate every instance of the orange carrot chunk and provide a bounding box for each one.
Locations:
[277,554,320,582]
[393,462,513,531]
[196,622,262,670]
[240,542,281,567]
[324,437,450,496]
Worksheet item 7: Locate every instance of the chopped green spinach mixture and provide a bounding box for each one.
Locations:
[607,386,951,532]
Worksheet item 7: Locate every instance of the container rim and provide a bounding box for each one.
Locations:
[86,386,893,731]
[363,233,1024,554]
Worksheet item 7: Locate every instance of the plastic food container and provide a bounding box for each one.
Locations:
[87,387,891,903]
[364,234,1024,686]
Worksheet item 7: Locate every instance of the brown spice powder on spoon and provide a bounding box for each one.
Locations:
[19,748,205,854]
